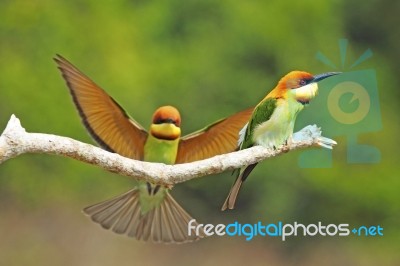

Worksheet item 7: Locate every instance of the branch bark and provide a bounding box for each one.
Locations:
[0,115,336,185]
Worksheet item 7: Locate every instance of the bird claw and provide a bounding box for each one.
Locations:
[281,144,290,153]
[278,139,290,153]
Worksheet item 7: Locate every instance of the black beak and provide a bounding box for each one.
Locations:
[312,72,341,83]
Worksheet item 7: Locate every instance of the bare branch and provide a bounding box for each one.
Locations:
[0,115,336,185]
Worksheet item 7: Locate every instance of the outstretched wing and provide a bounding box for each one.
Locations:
[54,54,148,160]
[175,108,254,163]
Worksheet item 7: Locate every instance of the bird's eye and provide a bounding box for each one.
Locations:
[154,118,163,124]
[299,79,307,86]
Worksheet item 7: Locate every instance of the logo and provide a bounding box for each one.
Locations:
[188,220,384,241]
[297,39,382,168]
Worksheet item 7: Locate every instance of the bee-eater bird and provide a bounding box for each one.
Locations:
[54,55,253,243]
[221,71,340,211]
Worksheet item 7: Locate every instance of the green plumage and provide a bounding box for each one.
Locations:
[144,134,179,164]
[222,71,340,211]
[241,98,277,150]
[233,98,277,182]
[138,135,179,214]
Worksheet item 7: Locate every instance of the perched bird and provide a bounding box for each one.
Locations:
[221,71,340,211]
[54,55,253,243]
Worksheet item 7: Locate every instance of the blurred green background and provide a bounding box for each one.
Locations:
[1,0,399,265]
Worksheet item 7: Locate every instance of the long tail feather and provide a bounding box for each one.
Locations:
[221,163,258,211]
[221,176,243,211]
[83,189,204,243]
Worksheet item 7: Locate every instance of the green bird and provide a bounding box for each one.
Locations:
[222,70,340,211]
[54,55,253,243]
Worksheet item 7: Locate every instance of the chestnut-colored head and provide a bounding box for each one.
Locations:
[280,71,314,89]
[152,105,181,127]
[268,71,339,104]
[268,71,314,98]
[150,106,181,140]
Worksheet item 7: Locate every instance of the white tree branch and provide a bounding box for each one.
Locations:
[0,115,336,185]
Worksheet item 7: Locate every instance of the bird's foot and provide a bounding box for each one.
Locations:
[281,140,290,153]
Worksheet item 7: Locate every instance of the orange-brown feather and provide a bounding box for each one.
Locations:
[264,71,314,100]
[54,54,148,160]
[175,107,254,163]
[152,106,181,126]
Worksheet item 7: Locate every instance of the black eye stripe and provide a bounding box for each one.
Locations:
[154,118,177,125]
[299,78,313,86]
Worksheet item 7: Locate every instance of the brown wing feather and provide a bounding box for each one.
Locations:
[175,107,254,163]
[54,54,148,160]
